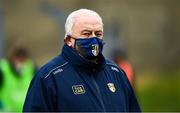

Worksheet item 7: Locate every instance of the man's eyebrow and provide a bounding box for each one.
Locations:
[96,30,103,32]
[81,30,103,33]
[81,30,92,33]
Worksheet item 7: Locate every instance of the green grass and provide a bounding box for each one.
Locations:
[136,71,180,112]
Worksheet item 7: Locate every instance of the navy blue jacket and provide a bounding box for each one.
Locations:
[23,44,141,112]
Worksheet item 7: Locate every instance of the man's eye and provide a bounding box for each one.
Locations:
[83,33,91,36]
[96,33,103,37]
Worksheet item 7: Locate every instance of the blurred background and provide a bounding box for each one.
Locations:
[0,0,180,112]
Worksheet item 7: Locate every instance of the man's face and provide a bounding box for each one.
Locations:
[66,15,103,47]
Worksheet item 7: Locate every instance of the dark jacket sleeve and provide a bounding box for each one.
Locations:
[129,87,141,112]
[23,73,57,112]
[120,69,141,112]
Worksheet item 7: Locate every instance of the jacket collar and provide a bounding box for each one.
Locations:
[62,44,105,70]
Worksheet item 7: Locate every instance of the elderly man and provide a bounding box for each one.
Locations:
[23,9,141,112]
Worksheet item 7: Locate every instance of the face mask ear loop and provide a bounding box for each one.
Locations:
[66,35,77,48]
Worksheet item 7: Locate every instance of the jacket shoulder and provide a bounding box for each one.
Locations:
[36,55,68,79]
[105,59,119,68]
[105,59,132,91]
[105,59,126,74]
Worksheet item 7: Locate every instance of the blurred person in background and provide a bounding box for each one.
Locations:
[23,9,141,112]
[0,76,2,111]
[112,49,135,86]
[0,45,36,111]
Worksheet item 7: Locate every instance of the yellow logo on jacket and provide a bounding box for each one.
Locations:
[72,85,85,95]
[107,83,116,93]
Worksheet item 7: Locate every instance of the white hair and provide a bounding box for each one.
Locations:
[64,9,103,38]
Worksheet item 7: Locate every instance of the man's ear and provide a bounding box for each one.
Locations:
[64,36,73,47]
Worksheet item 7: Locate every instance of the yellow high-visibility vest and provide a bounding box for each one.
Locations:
[0,59,34,112]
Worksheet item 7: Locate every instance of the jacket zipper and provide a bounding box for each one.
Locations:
[91,73,106,112]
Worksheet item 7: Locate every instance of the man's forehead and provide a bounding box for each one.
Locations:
[73,16,103,31]
[75,15,102,24]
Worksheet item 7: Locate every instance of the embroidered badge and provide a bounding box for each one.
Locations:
[72,85,85,95]
[92,44,99,56]
[107,83,116,93]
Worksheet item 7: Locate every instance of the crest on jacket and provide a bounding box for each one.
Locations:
[72,85,85,95]
[107,83,116,93]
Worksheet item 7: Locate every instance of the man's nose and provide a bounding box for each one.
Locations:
[91,32,96,37]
